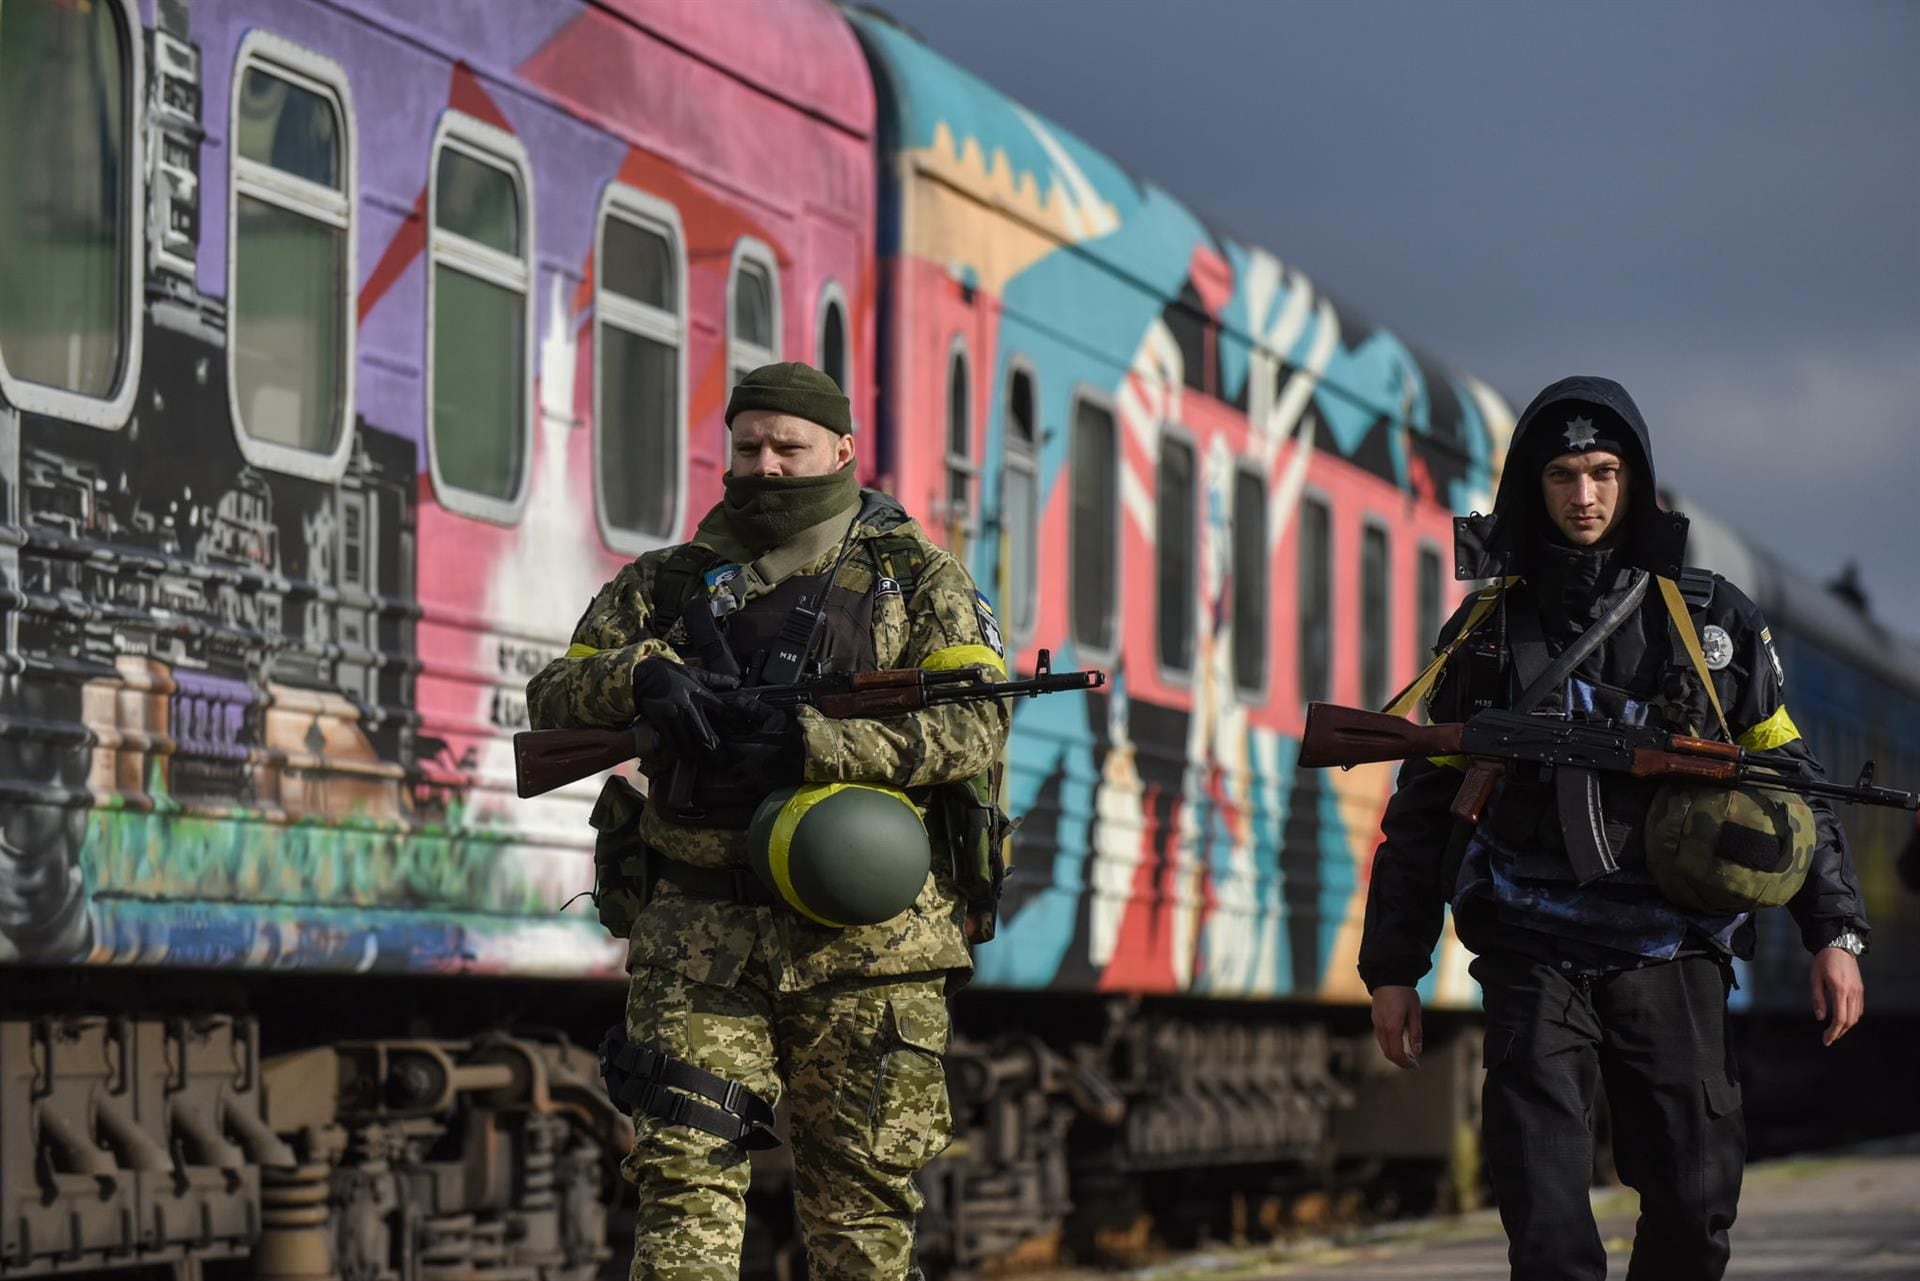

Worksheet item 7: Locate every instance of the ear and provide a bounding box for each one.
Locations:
[835,433,856,468]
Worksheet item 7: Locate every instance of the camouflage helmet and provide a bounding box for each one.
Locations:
[1644,783,1815,915]
[746,784,930,927]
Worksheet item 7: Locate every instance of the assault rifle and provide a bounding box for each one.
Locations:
[1298,703,1918,883]
[514,649,1104,800]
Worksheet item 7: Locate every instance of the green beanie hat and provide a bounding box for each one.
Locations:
[724,361,853,436]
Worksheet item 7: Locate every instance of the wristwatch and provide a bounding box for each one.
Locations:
[1824,930,1867,957]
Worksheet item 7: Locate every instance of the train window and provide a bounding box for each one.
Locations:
[1414,544,1445,720]
[944,337,974,551]
[596,186,686,549]
[1157,432,1197,675]
[1362,523,1392,709]
[427,115,533,521]
[1070,394,1119,656]
[228,34,356,480]
[1297,495,1332,706]
[0,0,143,427]
[1232,465,1269,698]
[1417,545,1445,653]
[815,281,849,394]
[1002,362,1039,644]
[727,238,780,396]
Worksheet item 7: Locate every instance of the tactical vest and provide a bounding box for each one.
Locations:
[1450,570,1758,955]
[1472,571,1720,880]
[588,509,1013,942]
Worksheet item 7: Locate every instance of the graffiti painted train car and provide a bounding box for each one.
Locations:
[3,0,1917,1276]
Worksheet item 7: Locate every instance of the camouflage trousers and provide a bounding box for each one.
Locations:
[621,962,954,1281]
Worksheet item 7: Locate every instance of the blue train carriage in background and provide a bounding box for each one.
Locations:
[1677,501,1920,1148]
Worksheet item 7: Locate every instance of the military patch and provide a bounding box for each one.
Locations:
[1701,624,1734,671]
[1760,626,1784,687]
[973,590,1004,657]
[703,563,743,618]
[876,576,902,599]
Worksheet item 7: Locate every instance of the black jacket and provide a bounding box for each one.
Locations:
[1358,377,1870,991]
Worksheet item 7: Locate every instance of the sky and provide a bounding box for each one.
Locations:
[869,0,1920,636]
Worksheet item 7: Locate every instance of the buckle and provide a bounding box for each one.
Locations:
[721,1079,743,1115]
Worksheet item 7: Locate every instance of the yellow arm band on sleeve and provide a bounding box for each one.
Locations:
[921,644,1008,677]
[1737,705,1801,753]
[564,642,600,659]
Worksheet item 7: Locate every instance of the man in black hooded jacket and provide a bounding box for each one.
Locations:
[1359,376,1869,1281]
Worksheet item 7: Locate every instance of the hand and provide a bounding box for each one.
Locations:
[1810,947,1864,1047]
[630,659,738,759]
[715,695,805,788]
[1371,985,1423,1069]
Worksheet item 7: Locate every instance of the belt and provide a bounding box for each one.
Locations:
[648,849,775,907]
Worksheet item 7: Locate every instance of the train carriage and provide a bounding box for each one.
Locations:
[0,0,877,1274]
[1,0,1916,1278]
[850,12,1519,1258]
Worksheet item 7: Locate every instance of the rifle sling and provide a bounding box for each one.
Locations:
[1509,570,1649,713]
[1503,572,1645,886]
[1381,577,1518,717]
[1656,575,1733,742]
[738,507,859,603]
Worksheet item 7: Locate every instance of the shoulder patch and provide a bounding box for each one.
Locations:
[875,576,902,599]
[702,563,743,618]
[973,589,1005,658]
[1700,624,1734,671]
[1760,625,1785,687]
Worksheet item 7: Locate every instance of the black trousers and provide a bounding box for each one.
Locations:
[1473,952,1746,1281]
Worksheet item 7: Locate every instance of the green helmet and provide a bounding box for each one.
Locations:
[746,784,930,927]
[1644,784,1815,915]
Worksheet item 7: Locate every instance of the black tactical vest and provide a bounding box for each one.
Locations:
[720,565,879,683]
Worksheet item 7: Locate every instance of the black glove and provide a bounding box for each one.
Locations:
[630,659,739,760]
[714,693,805,788]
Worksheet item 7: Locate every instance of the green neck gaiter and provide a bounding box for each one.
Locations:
[710,462,860,559]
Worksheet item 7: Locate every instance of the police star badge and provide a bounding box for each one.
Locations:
[1564,416,1599,450]
[1701,624,1735,671]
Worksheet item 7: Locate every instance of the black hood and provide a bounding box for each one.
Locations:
[1454,375,1688,580]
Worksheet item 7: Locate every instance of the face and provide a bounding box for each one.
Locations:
[729,410,855,479]
[1541,449,1630,545]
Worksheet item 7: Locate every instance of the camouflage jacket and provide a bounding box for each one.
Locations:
[526,495,1010,992]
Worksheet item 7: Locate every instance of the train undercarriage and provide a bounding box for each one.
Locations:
[0,972,1494,1281]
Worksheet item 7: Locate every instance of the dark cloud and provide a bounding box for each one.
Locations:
[872,0,1920,632]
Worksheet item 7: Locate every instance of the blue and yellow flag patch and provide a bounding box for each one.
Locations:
[973,590,1004,657]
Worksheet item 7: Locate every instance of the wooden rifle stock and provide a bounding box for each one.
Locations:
[1297,703,1463,769]
[1450,760,1504,823]
[1628,749,1741,782]
[514,726,645,799]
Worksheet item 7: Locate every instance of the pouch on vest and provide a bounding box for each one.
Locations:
[588,774,652,939]
[935,761,1016,945]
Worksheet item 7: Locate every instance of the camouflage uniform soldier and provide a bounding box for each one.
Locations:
[527,362,1008,1281]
